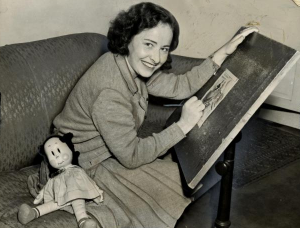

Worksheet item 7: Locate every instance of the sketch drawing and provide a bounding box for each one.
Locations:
[197,69,239,127]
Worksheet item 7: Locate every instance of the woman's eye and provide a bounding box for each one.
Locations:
[51,151,55,156]
[161,47,169,52]
[145,43,153,48]
[57,148,61,153]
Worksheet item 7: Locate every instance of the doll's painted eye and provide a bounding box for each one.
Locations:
[58,148,61,153]
[51,151,55,156]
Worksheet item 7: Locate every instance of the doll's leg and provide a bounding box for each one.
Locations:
[18,201,63,225]
[72,199,98,228]
[36,201,64,215]
[18,204,39,224]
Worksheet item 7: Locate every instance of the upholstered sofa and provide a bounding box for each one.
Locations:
[0,33,220,228]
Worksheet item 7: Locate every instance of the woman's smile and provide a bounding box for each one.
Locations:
[141,60,158,68]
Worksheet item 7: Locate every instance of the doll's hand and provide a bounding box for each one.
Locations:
[100,191,104,202]
[212,26,259,66]
[33,188,44,204]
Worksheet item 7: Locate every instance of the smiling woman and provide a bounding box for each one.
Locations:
[48,2,258,228]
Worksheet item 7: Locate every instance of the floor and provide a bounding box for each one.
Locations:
[176,123,300,228]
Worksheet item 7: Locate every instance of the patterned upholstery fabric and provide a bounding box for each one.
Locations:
[0,33,204,227]
[0,33,108,171]
[0,166,78,228]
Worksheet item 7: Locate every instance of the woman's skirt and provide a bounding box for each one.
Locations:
[86,157,191,228]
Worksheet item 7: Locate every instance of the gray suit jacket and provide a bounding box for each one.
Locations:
[54,52,218,169]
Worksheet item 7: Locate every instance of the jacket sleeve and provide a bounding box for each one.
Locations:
[146,57,219,100]
[91,88,186,169]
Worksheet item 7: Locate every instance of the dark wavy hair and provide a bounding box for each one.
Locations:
[39,133,80,178]
[107,2,180,70]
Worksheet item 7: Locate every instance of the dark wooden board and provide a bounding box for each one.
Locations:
[167,31,300,189]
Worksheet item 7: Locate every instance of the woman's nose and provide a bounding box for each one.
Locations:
[150,49,160,65]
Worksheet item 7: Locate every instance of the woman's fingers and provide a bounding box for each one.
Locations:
[231,27,258,43]
[186,97,205,111]
[186,96,198,102]
[231,33,245,43]
[239,26,259,37]
[197,101,205,111]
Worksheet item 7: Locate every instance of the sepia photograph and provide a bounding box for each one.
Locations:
[0,1,300,228]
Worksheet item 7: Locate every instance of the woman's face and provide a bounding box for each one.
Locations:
[127,22,173,78]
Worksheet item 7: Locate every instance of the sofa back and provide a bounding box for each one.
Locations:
[0,33,108,172]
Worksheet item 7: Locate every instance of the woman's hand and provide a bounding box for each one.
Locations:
[211,26,259,66]
[177,96,205,135]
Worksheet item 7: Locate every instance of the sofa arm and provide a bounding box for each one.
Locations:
[0,33,108,172]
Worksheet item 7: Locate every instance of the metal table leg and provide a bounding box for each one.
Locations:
[214,133,242,228]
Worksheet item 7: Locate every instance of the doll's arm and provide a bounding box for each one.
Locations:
[33,188,44,204]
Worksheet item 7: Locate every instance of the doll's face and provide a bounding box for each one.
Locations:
[44,137,73,169]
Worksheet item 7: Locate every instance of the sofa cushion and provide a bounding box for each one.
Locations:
[0,33,108,172]
[0,166,79,228]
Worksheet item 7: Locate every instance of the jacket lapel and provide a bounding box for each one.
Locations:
[114,54,138,95]
[114,54,148,114]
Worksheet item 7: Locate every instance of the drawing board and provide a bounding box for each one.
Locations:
[167,31,300,189]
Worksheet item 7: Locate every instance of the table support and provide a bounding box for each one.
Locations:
[214,133,242,228]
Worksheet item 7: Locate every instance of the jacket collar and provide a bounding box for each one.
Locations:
[114,54,138,95]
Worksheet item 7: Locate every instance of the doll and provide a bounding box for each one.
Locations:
[18,133,103,228]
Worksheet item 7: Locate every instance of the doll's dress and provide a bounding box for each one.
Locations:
[40,165,103,207]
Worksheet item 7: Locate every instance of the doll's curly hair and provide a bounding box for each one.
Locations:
[107,2,180,70]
